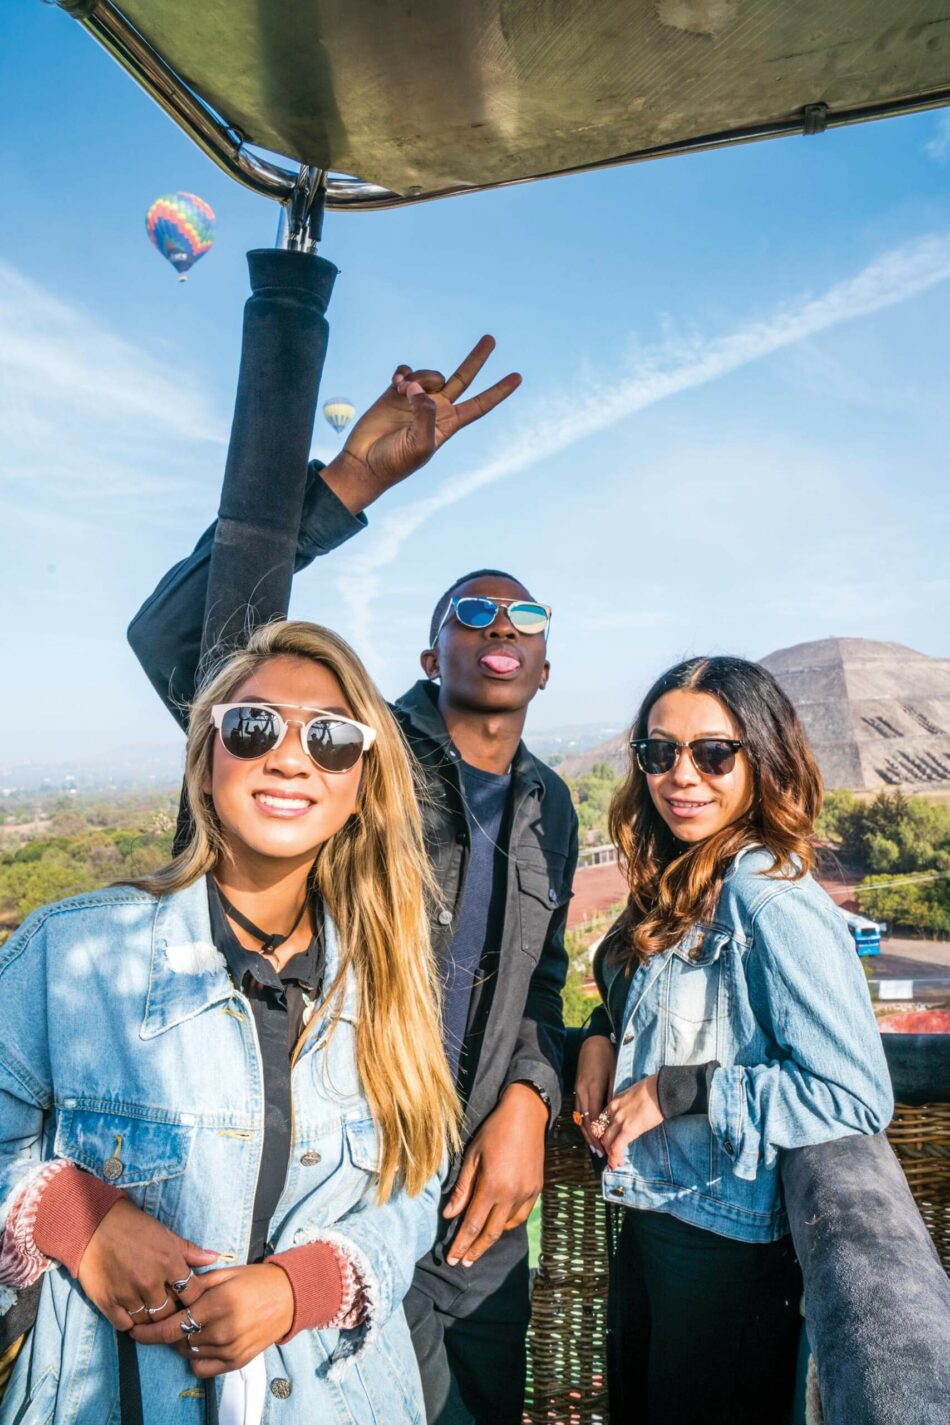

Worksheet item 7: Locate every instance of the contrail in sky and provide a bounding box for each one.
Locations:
[336,231,950,657]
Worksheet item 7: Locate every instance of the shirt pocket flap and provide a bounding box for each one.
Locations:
[55,1104,194,1187]
[516,861,570,911]
[669,928,731,966]
[344,1117,380,1175]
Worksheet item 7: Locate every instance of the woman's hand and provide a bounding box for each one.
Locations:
[131,1264,295,1377]
[78,1198,218,1330]
[574,1035,617,1156]
[320,336,521,514]
[594,1075,664,1171]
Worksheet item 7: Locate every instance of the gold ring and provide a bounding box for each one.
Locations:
[590,1110,611,1139]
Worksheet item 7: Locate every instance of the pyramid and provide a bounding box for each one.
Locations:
[760,638,950,791]
[558,639,950,792]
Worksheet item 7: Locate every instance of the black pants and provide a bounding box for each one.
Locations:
[609,1208,802,1425]
[404,1218,530,1425]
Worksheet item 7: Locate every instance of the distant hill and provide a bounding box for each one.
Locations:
[557,638,950,792]
[526,723,622,766]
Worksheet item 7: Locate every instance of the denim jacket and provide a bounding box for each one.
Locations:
[0,880,441,1424]
[596,849,893,1242]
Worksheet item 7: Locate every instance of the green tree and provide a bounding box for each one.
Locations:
[565,762,621,844]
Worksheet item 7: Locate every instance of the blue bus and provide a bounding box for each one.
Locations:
[838,909,887,957]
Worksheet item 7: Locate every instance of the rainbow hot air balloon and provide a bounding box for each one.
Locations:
[145,192,216,281]
[323,398,356,435]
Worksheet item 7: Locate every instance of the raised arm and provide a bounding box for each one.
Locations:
[127,463,365,726]
[128,336,520,725]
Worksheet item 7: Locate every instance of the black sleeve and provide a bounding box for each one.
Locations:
[501,814,580,1125]
[583,1004,614,1041]
[656,1061,721,1119]
[127,463,366,726]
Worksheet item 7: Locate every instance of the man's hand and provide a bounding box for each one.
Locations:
[78,1198,218,1330]
[443,1082,547,1268]
[594,1075,664,1172]
[321,335,521,515]
[131,1264,294,1378]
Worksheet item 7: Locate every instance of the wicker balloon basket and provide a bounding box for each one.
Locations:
[886,1100,950,1272]
[523,1102,950,1425]
[524,1114,614,1425]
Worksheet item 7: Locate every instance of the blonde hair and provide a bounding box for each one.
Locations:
[131,620,459,1199]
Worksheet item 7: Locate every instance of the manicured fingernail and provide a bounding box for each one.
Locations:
[447,1256,458,1266]
[462,1260,473,1269]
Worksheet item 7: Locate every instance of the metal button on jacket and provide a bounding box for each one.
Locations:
[300,1150,321,1166]
[437,908,453,926]
[270,1377,293,1399]
[102,1156,124,1182]
[547,887,558,904]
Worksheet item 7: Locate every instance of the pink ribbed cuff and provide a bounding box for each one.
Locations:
[1,1160,124,1288]
[31,1163,126,1277]
[267,1240,366,1341]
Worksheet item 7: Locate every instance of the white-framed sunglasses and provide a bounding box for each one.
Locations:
[436,594,552,639]
[211,703,376,774]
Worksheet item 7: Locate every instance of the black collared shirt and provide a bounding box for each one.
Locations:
[206,876,325,1262]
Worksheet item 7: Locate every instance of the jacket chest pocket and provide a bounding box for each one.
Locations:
[516,860,569,960]
[663,932,729,1063]
[55,1102,194,1220]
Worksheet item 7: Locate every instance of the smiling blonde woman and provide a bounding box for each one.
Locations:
[0,620,458,1425]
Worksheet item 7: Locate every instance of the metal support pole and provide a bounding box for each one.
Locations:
[276,167,328,253]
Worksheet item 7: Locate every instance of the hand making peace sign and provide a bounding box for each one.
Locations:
[321,335,521,514]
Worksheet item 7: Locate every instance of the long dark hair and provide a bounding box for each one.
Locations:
[607,656,822,967]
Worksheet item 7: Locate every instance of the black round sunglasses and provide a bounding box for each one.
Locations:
[630,737,744,777]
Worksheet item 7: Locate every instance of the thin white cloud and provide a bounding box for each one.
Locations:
[924,113,950,162]
[0,259,226,534]
[337,231,950,661]
[0,261,223,445]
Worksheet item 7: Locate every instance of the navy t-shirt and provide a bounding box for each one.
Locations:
[442,759,512,1083]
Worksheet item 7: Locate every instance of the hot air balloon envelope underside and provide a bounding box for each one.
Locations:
[73,1,950,208]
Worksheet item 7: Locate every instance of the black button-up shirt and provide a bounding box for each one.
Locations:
[206,877,325,1262]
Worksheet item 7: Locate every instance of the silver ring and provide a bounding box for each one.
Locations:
[179,1310,202,1338]
[145,1297,169,1316]
[188,1343,200,1355]
[171,1271,194,1294]
[127,1302,149,1320]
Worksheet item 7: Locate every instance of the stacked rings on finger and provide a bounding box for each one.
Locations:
[171,1271,194,1294]
[590,1110,611,1139]
[179,1310,202,1338]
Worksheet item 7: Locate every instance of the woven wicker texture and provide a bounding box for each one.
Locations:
[523,1101,950,1425]
[886,1101,950,1273]
[525,1112,612,1425]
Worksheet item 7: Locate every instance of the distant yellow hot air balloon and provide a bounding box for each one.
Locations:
[323,398,356,435]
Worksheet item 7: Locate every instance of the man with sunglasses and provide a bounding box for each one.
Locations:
[129,337,578,1425]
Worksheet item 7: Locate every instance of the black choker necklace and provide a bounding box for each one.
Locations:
[215,886,310,954]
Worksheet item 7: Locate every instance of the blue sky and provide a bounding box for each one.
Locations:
[2,5,949,767]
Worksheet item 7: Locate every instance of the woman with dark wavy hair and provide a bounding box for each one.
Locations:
[574,655,892,1425]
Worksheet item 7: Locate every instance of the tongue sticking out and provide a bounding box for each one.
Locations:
[481,654,521,675]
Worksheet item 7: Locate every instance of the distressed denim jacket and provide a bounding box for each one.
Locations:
[0,880,441,1424]
[598,849,893,1242]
